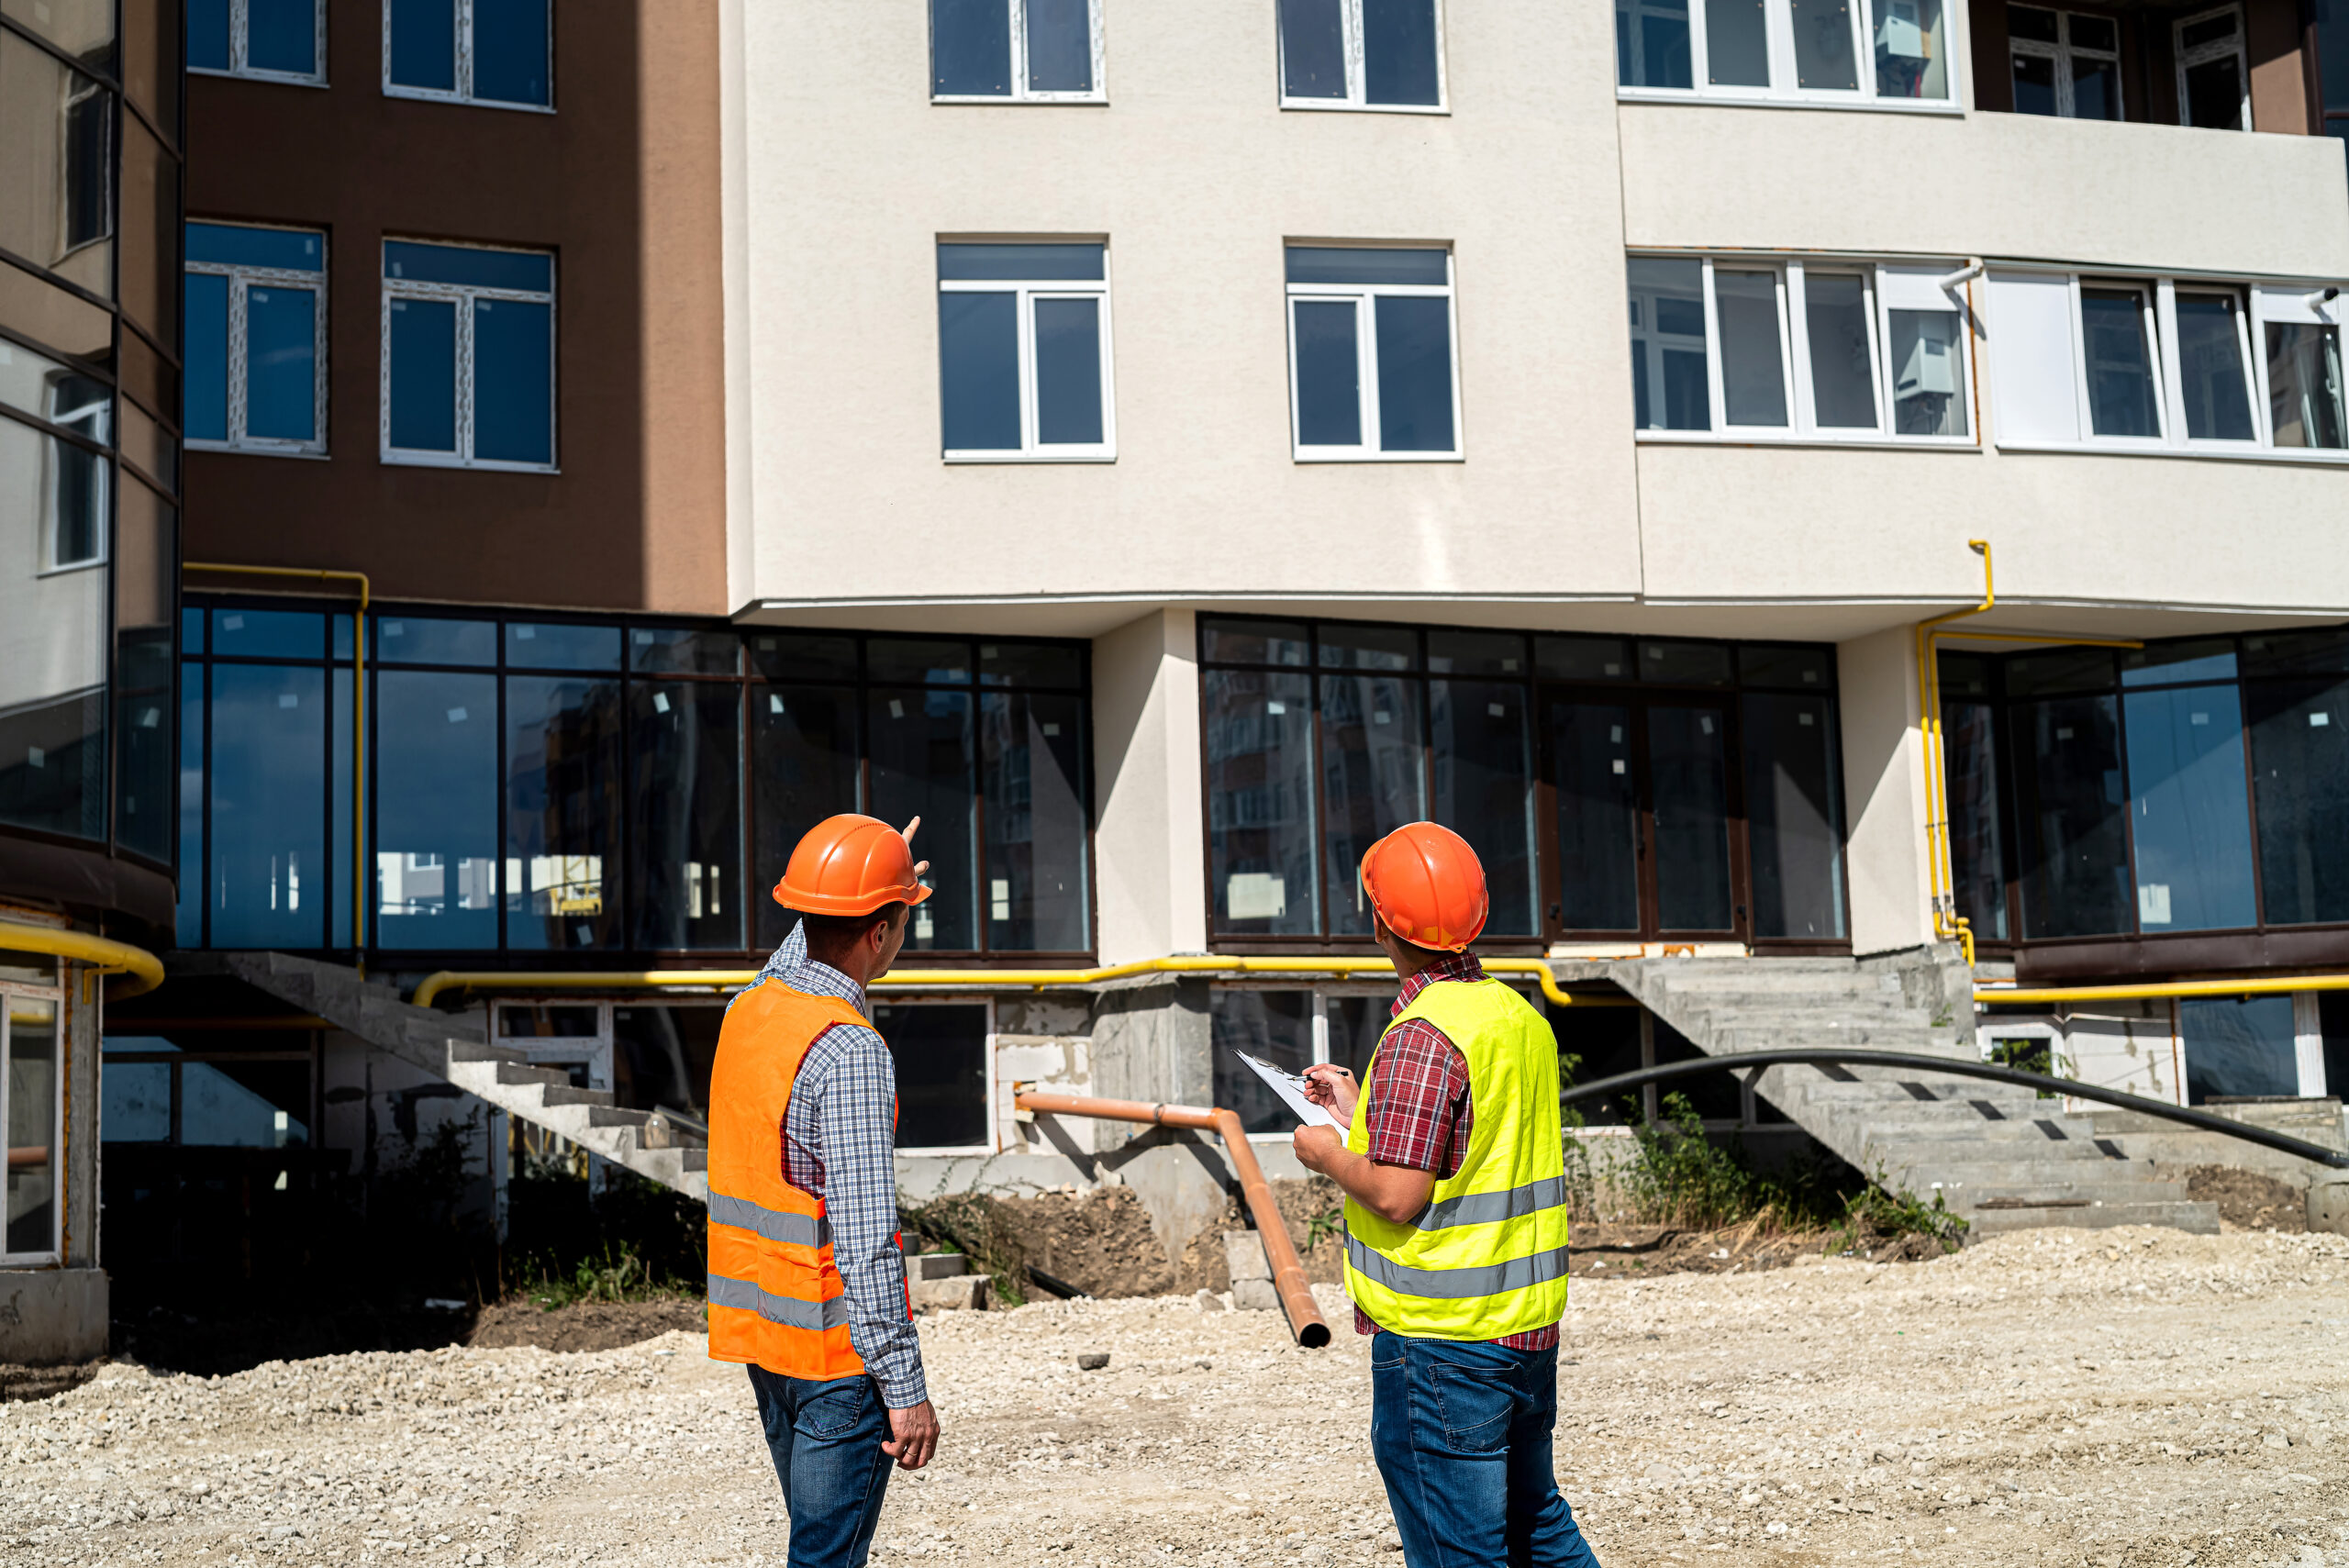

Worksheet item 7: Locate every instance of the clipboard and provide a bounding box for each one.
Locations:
[1234,1051,1347,1132]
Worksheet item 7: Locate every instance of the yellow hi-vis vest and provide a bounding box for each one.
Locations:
[1342,976,1570,1340]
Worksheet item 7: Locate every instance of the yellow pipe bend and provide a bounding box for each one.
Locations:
[0,917,164,997]
[410,954,1601,1010]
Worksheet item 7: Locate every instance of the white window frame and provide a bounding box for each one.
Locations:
[0,972,66,1268]
[25,371,112,572]
[381,0,555,113]
[937,255,1116,463]
[1630,253,1977,449]
[2173,4,2252,130]
[191,0,328,86]
[929,0,1108,104]
[1277,0,1450,115]
[2008,5,2122,119]
[1614,0,1963,113]
[1987,267,2349,463]
[1286,250,1464,462]
[185,225,329,460]
[379,239,558,473]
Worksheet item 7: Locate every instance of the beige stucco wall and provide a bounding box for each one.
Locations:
[1091,609,1208,962]
[722,0,1642,619]
[1620,105,2349,278]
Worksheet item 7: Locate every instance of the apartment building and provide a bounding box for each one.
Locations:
[7,0,2349,1360]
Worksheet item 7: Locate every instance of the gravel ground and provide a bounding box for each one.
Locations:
[4,1226,2346,1568]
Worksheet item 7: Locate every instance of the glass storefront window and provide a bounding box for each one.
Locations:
[874,1002,990,1149]
[1430,679,1537,936]
[179,608,1093,956]
[2180,995,2299,1102]
[2121,684,2255,931]
[2249,676,2349,927]
[1742,693,1845,940]
[1319,670,1424,937]
[1549,699,1640,931]
[2011,694,2129,939]
[1204,668,1319,937]
[4,994,60,1259]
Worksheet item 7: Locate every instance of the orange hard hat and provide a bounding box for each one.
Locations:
[772,814,935,917]
[1360,822,1488,952]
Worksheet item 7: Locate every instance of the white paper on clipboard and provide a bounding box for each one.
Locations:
[1234,1051,1346,1132]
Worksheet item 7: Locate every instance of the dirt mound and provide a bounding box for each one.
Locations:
[469,1298,706,1352]
[2186,1164,2307,1231]
[980,1180,1352,1299]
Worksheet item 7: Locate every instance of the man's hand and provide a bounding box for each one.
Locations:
[884,1400,940,1471]
[1300,1063,1359,1124]
[1293,1124,1344,1175]
[898,817,930,880]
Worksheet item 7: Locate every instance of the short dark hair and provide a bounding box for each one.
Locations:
[797,902,908,956]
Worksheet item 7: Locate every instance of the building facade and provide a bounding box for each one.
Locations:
[7,0,2349,1360]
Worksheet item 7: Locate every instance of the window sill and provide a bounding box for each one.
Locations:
[1991,439,2349,467]
[930,95,1108,106]
[1293,450,1465,462]
[1279,100,1450,116]
[189,66,328,88]
[1615,88,1962,116]
[381,85,556,115]
[381,450,560,473]
[0,1252,61,1269]
[35,559,106,578]
[943,451,1116,463]
[188,439,329,461]
[1633,431,1978,452]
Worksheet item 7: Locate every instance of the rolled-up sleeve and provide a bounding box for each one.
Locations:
[817,1025,928,1407]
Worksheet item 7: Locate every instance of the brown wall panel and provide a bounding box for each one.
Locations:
[183,0,726,615]
[2247,0,2312,134]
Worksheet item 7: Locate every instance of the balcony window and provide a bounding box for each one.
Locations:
[1286,247,1461,461]
[2009,6,2121,119]
[930,0,1103,101]
[1629,254,1971,443]
[2175,6,2250,129]
[1615,0,1952,106]
[189,0,325,83]
[385,0,551,108]
[1988,271,2349,459]
[3,984,61,1263]
[1279,0,1444,111]
[937,242,1114,462]
[184,222,327,456]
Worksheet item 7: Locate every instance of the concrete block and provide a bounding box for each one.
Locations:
[909,1274,991,1312]
[0,1267,109,1364]
[1232,1278,1280,1312]
[908,1252,970,1281]
[2311,1178,2349,1237]
[1223,1229,1271,1284]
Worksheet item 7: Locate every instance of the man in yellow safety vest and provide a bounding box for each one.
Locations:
[1294,821,1602,1567]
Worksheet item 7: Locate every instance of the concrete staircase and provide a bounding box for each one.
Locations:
[1602,949,2221,1237]
[208,951,711,1200]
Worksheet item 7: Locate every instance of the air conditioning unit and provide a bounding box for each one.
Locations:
[1876,0,1930,58]
[1895,324,1956,398]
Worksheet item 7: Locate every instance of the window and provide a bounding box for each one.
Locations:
[1628,255,1971,442]
[381,239,555,471]
[384,0,551,108]
[1286,247,1460,461]
[2009,6,2120,120]
[1615,0,1953,106]
[184,222,327,457]
[937,242,1113,462]
[1278,0,1445,111]
[1987,272,2349,458]
[1,962,61,1263]
[177,606,1095,955]
[930,0,1103,101]
[188,0,326,83]
[2174,6,2249,129]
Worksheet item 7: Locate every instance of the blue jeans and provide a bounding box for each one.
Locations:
[1369,1332,1603,1568]
[747,1365,896,1568]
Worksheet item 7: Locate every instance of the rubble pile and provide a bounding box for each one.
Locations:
[1,1228,2343,1566]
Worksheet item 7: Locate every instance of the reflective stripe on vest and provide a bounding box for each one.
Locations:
[709,1190,832,1249]
[707,1271,854,1331]
[1341,975,1570,1341]
[1345,1235,1573,1299]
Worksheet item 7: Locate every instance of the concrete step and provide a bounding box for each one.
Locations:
[908,1252,972,1282]
[540,1084,612,1107]
[1967,1200,2221,1236]
[1900,1172,2189,1203]
[495,1061,570,1088]
[1855,1117,2108,1143]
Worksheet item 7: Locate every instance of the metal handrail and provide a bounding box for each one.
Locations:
[1559,1048,2349,1169]
[0,917,163,998]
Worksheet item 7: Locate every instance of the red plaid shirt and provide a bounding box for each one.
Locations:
[1353,951,1562,1351]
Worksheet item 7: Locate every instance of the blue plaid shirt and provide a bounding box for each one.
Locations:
[729,924,927,1407]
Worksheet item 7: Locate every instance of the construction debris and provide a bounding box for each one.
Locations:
[1,1229,2343,1565]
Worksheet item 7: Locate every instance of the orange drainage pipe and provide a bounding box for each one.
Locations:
[1015,1090,1331,1349]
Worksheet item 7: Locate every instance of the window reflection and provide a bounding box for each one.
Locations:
[506,674,621,950]
[1320,673,1425,937]
[630,684,742,951]
[1205,669,1319,937]
[870,687,974,951]
[2181,995,2299,1102]
[2011,695,2129,939]
[375,670,499,949]
[1430,680,1537,936]
[2248,677,2349,927]
[752,684,859,951]
[6,999,59,1256]
[1742,693,1844,940]
[980,690,1088,951]
[209,663,327,948]
[2121,684,2255,931]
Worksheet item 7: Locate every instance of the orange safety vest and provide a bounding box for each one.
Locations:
[706,978,907,1379]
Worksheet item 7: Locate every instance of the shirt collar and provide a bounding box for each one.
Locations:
[789,955,869,1016]
[1391,950,1486,1017]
